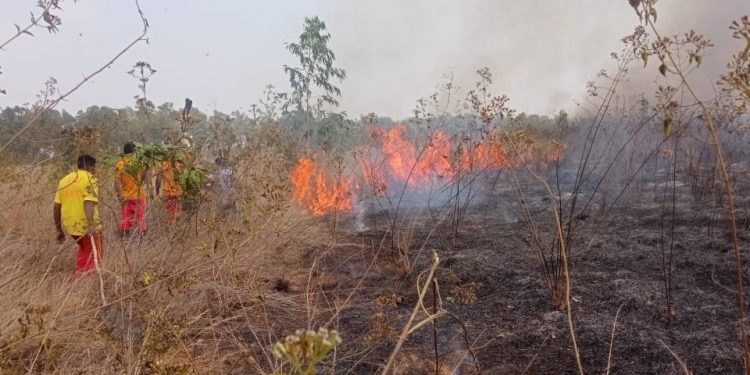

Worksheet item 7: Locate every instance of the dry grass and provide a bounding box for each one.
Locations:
[0,146,354,374]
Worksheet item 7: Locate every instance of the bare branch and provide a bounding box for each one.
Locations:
[0,0,150,156]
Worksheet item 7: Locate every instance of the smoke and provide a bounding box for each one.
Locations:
[318,0,748,119]
[612,0,748,108]
[0,1,744,122]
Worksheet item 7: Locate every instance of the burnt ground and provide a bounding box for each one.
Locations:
[300,178,750,374]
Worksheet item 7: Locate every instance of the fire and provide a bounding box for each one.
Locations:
[369,123,453,185]
[370,124,415,182]
[361,160,388,196]
[291,158,353,216]
[461,135,510,171]
[291,123,565,215]
[417,130,453,182]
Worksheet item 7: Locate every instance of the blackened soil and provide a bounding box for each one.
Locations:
[310,185,750,374]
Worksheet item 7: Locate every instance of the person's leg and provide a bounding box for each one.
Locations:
[166,197,175,224]
[73,235,94,279]
[166,197,182,224]
[120,200,135,234]
[136,198,147,232]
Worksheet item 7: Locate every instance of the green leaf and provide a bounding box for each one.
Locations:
[658,63,667,76]
[694,54,702,67]
[649,7,657,23]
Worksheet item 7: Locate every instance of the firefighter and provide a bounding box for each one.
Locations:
[115,142,148,237]
[53,155,103,278]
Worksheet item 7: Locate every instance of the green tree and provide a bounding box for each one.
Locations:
[283,16,346,119]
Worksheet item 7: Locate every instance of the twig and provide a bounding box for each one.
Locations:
[605,302,626,375]
[0,1,56,52]
[0,0,150,156]
[509,142,585,375]
[90,235,108,306]
[432,279,439,375]
[522,334,550,374]
[643,6,750,371]
[381,252,440,374]
[710,266,738,294]
[657,339,693,375]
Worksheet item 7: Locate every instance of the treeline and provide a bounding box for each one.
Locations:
[0,100,574,165]
[0,103,259,163]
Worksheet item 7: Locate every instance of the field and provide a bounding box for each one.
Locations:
[2,147,750,374]
[1,1,750,374]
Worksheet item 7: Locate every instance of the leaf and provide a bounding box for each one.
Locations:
[22,30,34,37]
[658,63,667,76]
[641,51,649,67]
[694,54,702,67]
[663,117,672,137]
[14,24,20,33]
[649,7,657,23]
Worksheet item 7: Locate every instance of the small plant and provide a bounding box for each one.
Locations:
[127,61,157,112]
[272,327,342,375]
[364,312,398,345]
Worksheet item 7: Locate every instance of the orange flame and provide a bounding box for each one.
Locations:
[417,130,453,182]
[292,124,565,215]
[361,160,388,196]
[291,158,353,216]
[370,124,454,185]
[460,135,510,171]
[370,124,416,182]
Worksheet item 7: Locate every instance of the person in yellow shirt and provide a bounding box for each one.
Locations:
[115,142,147,237]
[157,159,184,224]
[53,154,103,279]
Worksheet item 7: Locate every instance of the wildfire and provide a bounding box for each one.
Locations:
[291,123,565,216]
[361,160,388,197]
[290,158,353,216]
[369,124,453,185]
[460,135,510,171]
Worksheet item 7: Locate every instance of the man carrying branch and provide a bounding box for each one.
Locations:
[157,158,184,225]
[115,142,148,237]
[53,155,103,279]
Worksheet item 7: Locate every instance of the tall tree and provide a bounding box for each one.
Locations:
[284,16,346,118]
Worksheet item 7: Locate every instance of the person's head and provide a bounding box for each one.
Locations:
[123,141,136,155]
[77,154,96,172]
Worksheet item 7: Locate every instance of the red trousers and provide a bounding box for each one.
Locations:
[71,233,104,279]
[165,196,182,224]
[120,198,147,232]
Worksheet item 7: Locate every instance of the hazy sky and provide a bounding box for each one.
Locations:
[0,0,746,119]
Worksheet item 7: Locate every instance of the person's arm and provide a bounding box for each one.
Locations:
[53,203,64,243]
[84,200,97,236]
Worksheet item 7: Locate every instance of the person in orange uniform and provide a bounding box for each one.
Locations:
[115,142,147,237]
[158,159,184,224]
[53,155,103,279]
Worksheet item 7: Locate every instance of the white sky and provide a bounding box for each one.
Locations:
[0,0,746,118]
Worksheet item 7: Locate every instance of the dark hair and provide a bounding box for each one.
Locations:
[123,141,136,154]
[77,154,96,169]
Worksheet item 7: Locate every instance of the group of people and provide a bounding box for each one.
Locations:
[114,141,185,237]
[53,141,221,278]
